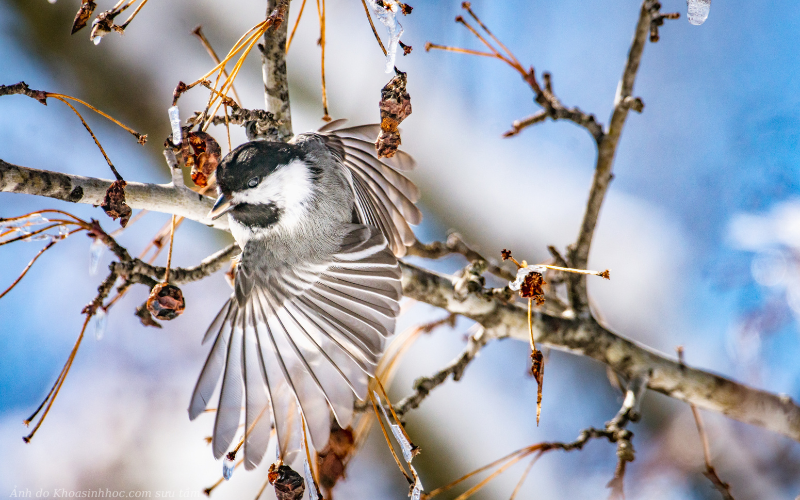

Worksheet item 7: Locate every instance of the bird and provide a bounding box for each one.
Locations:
[188,120,422,470]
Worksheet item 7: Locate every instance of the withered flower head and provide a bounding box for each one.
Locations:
[146,283,185,321]
[185,131,221,188]
[520,271,546,305]
[376,70,412,159]
[500,249,512,261]
[100,180,132,228]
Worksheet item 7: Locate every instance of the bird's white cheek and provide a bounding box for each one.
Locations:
[228,216,255,246]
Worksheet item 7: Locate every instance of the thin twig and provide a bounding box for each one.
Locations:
[49,96,123,181]
[191,26,242,104]
[285,0,308,53]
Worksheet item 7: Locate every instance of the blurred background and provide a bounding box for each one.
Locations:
[1,0,800,498]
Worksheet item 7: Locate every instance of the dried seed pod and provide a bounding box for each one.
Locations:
[376,69,412,158]
[146,283,185,321]
[100,180,132,227]
[268,464,305,500]
[185,131,221,188]
[71,0,97,34]
[520,271,546,306]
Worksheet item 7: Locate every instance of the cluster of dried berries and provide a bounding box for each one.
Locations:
[376,70,412,158]
[317,424,355,494]
[146,282,185,321]
[185,131,222,188]
[268,463,305,500]
[99,180,132,228]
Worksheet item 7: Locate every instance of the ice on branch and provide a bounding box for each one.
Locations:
[89,239,105,276]
[367,0,404,73]
[94,308,107,341]
[509,266,547,292]
[222,456,235,480]
[168,106,182,146]
[687,0,710,25]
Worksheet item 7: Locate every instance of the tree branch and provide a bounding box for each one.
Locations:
[568,0,669,312]
[252,0,293,141]
[399,261,800,443]
[0,159,227,230]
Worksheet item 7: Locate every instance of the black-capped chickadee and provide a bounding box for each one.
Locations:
[189,121,422,470]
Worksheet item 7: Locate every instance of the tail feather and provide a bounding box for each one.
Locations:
[192,225,401,468]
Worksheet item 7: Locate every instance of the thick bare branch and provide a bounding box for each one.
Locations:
[0,159,227,230]
[568,0,671,312]
[112,243,240,285]
[399,262,800,443]
[253,0,293,141]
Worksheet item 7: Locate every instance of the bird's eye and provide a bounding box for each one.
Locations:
[247,177,259,188]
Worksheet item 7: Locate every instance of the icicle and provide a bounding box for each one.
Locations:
[411,478,423,500]
[168,106,182,145]
[0,214,50,230]
[89,239,105,276]
[303,457,320,500]
[94,308,108,341]
[367,0,404,73]
[687,0,710,25]
[222,457,235,480]
[373,391,413,461]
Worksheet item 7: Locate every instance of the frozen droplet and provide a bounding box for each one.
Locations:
[367,0,404,73]
[94,309,108,341]
[222,457,235,480]
[0,214,49,230]
[168,106,182,145]
[89,239,105,276]
[509,265,547,291]
[93,37,102,45]
[687,0,710,25]
[57,225,69,239]
[47,0,57,4]
[303,457,320,500]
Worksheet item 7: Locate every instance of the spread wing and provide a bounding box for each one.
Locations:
[189,225,401,470]
[318,120,422,257]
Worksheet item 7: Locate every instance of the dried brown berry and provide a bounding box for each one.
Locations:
[376,70,412,159]
[146,283,185,321]
[185,131,221,188]
[268,464,305,500]
[400,3,413,14]
[100,180,132,227]
[71,0,97,34]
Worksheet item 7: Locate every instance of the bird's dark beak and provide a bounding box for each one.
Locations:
[209,193,234,220]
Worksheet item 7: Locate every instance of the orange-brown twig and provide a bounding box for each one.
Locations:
[285,0,308,53]
[316,0,331,121]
